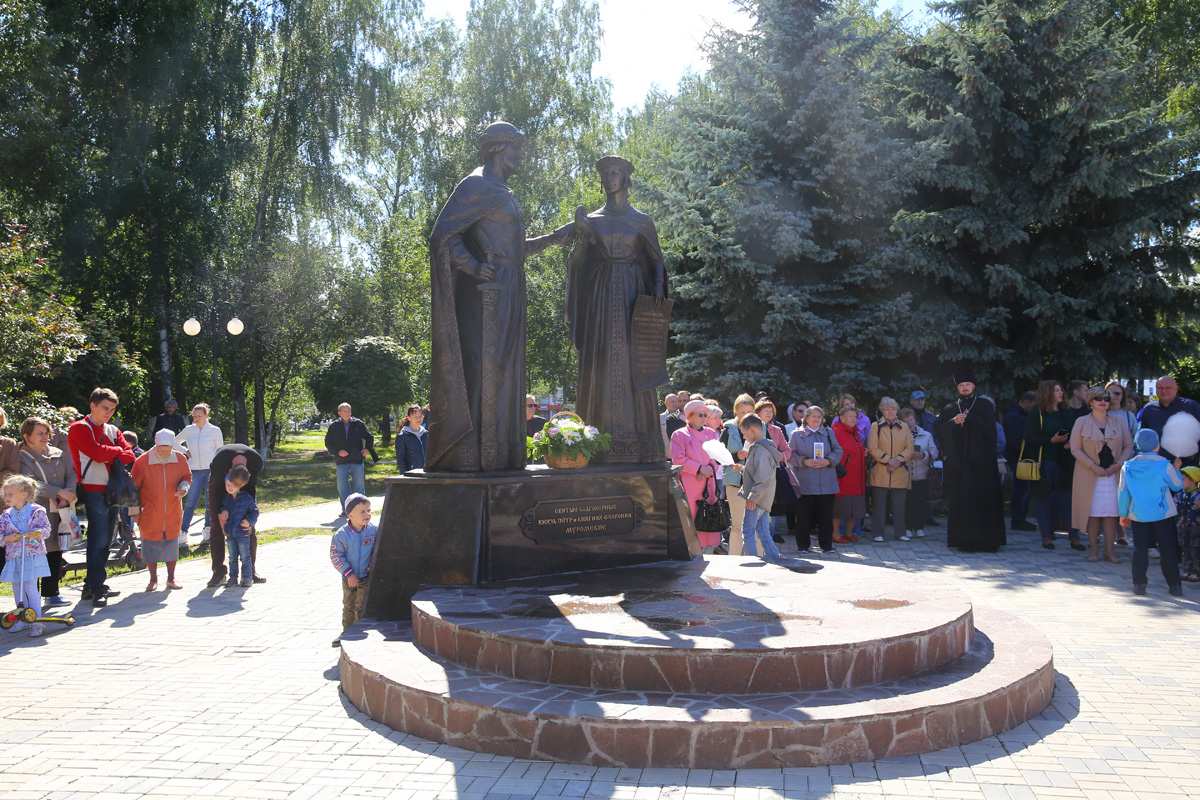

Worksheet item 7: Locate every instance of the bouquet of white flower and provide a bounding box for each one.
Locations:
[527,411,612,469]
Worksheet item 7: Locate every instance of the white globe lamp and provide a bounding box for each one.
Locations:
[182,318,202,337]
[226,317,245,336]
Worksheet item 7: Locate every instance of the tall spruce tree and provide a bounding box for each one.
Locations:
[888,0,1200,392]
[629,0,914,403]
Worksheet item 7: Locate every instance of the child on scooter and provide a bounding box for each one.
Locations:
[1,475,52,637]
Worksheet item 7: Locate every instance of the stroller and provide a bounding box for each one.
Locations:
[1,532,75,629]
[111,508,145,570]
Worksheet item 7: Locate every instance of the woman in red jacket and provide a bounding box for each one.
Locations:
[832,406,866,544]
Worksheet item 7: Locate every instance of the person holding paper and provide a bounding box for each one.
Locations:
[788,406,842,553]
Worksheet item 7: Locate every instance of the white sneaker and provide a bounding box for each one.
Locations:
[28,623,44,637]
[899,533,913,542]
[915,529,927,538]
[873,535,886,543]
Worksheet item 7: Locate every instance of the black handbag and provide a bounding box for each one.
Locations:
[693,479,731,532]
[105,459,141,509]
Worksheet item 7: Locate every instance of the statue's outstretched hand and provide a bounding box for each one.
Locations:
[574,205,594,241]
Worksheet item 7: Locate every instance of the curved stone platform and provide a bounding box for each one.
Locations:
[412,558,974,692]
[340,558,1054,767]
[341,606,1051,767]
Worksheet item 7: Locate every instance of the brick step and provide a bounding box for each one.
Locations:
[411,557,974,693]
[340,605,1053,768]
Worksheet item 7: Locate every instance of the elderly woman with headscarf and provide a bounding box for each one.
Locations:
[671,399,721,551]
[17,417,77,607]
[131,430,193,591]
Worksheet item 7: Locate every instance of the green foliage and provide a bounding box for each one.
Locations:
[346,0,613,397]
[307,337,411,422]
[2,0,1197,431]
[1113,0,1200,125]
[889,0,1200,394]
[624,0,916,402]
[0,220,91,427]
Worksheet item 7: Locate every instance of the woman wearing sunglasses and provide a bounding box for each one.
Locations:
[1070,387,1134,562]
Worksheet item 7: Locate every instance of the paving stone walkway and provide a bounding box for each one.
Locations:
[2,522,1198,800]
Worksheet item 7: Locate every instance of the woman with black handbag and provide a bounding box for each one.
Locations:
[1070,387,1134,562]
[670,400,726,551]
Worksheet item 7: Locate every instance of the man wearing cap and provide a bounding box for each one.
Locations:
[910,390,936,433]
[427,121,569,472]
[934,371,1006,551]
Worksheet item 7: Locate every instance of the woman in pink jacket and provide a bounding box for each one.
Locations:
[671,400,721,550]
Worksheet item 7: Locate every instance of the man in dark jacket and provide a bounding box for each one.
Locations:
[205,443,264,587]
[909,390,937,432]
[395,404,427,473]
[145,398,187,444]
[1138,376,1200,464]
[1004,391,1038,530]
[325,403,377,511]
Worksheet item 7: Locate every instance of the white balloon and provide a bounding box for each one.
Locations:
[226,317,245,336]
[1162,411,1200,458]
[182,317,201,337]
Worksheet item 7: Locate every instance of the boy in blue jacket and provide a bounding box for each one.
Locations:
[330,493,377,646]
[1118,429,1184,597]
[222,465,259,587]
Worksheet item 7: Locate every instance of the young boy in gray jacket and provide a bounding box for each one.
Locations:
[736,414,783,560]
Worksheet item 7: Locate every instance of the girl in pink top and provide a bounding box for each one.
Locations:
[671,400,721,550]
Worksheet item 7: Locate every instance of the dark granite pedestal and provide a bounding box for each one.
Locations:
[364,463,699,620]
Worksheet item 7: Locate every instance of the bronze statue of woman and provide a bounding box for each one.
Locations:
[564,155,669,464]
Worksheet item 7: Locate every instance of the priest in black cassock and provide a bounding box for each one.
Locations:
[934,371,1006,552]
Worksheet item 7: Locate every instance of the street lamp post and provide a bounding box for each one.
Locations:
[183,313,247,443]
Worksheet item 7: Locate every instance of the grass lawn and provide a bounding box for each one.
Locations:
[256,430,395,511]
[0,527,326,598]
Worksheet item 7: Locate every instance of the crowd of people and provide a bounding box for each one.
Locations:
[665,374,1200,597]
[3,371,1195,642]
[0,387,274,638]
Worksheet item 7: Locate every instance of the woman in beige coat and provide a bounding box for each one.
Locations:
[1070,386,1134,563]
[868,397,914,542]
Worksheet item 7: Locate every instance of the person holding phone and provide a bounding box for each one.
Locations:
[1024,380,1082,550]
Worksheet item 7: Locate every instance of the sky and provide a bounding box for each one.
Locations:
[423,0,933,111]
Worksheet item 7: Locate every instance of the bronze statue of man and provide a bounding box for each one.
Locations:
[426,122,534,472]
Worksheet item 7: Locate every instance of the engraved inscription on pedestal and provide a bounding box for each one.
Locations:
[519,496,645,544]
